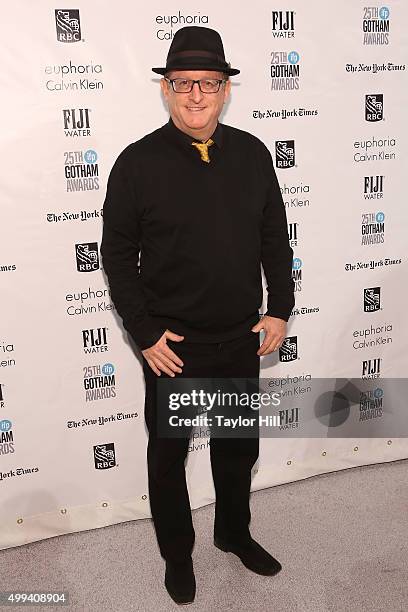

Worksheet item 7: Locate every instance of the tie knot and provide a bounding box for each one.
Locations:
[191,138,214,163]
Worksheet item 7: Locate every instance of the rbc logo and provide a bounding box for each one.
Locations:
[75,242,100,272]
[55,9,81,43]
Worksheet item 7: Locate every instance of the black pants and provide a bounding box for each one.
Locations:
[142,330,260,563]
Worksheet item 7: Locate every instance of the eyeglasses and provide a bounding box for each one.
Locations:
[164,77,226,93]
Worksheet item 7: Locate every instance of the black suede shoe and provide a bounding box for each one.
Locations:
[164,558,196,605]
[214,536,282,576]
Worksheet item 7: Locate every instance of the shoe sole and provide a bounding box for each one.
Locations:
[214,539,282,576]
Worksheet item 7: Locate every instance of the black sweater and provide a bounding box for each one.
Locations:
[100,118,295,350]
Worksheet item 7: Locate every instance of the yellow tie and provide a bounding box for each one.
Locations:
[191,138,214,163]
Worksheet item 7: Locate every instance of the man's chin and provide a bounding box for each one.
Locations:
[181,113,210,131]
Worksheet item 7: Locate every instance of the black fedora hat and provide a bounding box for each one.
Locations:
[152,26,240,76]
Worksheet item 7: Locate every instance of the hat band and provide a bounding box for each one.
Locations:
[167,49,227,65]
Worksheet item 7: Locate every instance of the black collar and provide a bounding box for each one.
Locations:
[163,116,223,150]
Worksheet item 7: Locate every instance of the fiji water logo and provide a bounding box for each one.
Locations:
[271,11,295,38]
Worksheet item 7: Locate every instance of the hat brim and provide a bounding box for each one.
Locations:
[152,64,240,76]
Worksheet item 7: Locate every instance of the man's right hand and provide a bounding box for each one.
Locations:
[142,329,184,377]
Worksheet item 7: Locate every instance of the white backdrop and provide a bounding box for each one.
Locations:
[1,1,407,550]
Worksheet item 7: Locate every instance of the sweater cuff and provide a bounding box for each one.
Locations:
[127,315,166,351]
[265,308,292,323]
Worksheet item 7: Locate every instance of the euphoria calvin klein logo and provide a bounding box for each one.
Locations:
[279,336,298,362]
[65,150,99,192]
[362,358,381,378]
[364,175,384,199]
[276,140,295,168]
[84,363,116,402]
[365,94,383,122]
[364,287,381,312]
[361,211,385,245]
[288,222,298,247]
[93,443,116,469]
[270,51,300,90]
[55,9,81,43]
[82,328,108,354]
[271,11,295,38]
[76,242,100,272]
[292,257,302,292]
[362,6,390,45]
[63,109,91,137]
[0,419,14,454]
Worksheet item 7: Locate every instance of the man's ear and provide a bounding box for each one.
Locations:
[160,78,168,100]
[224,79,231,102]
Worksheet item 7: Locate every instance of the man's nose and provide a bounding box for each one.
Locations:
[189,82,203,102]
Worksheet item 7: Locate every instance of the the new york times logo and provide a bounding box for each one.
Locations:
[65,150,99,192]
[84,363,116,402]
[359,387,383,421]
[362,358,381,378]
[292,257,302,292]
[279,336,298,362]
[93,443,116,469]
[270,51,300,90]
[76,242,100,272]
[364,175,384,199]
[276,140,295,168]
[63,109,91,137]
[271,11,295,38]
[55,9,81,43]
[362,6,390,45]
[364,287,381,312]
[365,94,383,122]
[361,211,385,245]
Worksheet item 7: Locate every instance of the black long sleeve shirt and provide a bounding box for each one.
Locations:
[100,117,295,351]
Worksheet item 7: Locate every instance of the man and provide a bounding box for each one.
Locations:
[101,26,294,605]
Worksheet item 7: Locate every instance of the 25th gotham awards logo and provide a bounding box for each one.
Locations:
[63,109,91,137]
[362,6,390,45]
[365,94,383,122]
[279,336,298,362]
[82,327,109,354]
[64,150,99,192]
[360,387,383,422]
[93,443,116,469]
[364,287,381,312]
[364,175,384,199]
[55,9,82,43]
[75,242,100,272]
[271,11,295,38]
[361,211,385,245]
[270,51,300,90]
[0,419,14,454]
[83,363,116,402]
[275,140,295,168]
[292,257,302,292]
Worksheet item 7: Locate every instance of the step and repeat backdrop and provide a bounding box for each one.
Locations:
[1,1,407,549]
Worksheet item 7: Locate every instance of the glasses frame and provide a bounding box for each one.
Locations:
[164,77,227,94]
